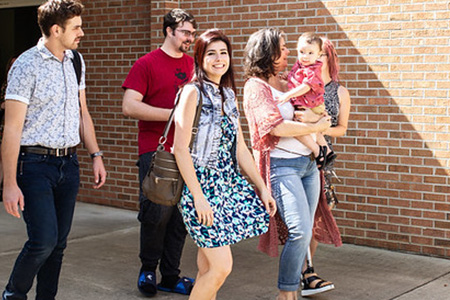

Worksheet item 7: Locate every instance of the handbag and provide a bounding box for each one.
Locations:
[142,88,203,206]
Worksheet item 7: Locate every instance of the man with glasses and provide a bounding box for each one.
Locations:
[122,8,197,297]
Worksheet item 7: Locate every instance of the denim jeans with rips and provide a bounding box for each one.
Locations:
[2,152,80,300]
[270,155,320,292]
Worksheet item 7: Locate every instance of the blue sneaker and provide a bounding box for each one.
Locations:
[3,290,13,300]
[157,276,195,295]
[138,271,157,297]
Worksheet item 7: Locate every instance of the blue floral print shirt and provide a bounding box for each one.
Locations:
[5,38,84,148]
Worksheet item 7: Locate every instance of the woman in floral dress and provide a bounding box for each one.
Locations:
[173,29,276,300]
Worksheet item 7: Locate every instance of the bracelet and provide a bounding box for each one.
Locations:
[90,151,104,159]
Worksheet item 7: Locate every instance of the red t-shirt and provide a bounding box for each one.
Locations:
[288,60,324,108]
[122,48,194,155]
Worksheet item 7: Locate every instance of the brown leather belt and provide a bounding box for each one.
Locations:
[20,146,77,157]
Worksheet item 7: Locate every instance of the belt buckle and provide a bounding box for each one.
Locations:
[55,148,68,157]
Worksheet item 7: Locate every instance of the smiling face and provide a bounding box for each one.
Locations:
[59,16,84,50]
[168,21,196,54]
[273,37,290,73]
[297,37,322,66]
[202,40,230,84]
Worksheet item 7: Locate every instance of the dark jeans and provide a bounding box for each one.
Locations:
[137,152,187,279]
[2,153,80,300]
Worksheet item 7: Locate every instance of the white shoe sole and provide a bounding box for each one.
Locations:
[301,283,335,297]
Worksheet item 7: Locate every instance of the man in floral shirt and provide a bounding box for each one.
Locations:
[1,1,106,299]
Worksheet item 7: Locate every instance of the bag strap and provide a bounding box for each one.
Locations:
[71,50,82,86]
[158,84,203,150]
[71,50,84,140]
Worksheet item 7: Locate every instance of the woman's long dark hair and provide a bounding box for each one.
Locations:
[193,29,236,94]
[243,28,286,80]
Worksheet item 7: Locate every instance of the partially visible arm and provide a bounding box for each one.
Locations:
[122,89,171,121]
[2,100,26,218]
[294,107,324,123]
[278,83,311,104]
[323,86,351,137]
[173,86,201,199]
[270,116,331,137]
[79,89,106,188]
[236,122,276,216]
[278,67,318,104]
[173,86,214,226]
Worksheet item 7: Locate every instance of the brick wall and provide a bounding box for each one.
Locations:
[77,0,152,209]
[79,0,450,258]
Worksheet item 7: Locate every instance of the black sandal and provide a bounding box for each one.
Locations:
[315,146,327,170]
[325,150,337,168]
[301,267,335,297]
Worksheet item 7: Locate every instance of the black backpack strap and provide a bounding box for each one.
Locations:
[71,50,82,86]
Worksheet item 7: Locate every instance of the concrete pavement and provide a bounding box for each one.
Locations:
[1,202,449,299]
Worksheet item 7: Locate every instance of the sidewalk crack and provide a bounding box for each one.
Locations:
[389,270,450,300]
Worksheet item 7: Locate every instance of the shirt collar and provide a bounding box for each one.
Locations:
[37,38,74,61]
[297,60,323,69]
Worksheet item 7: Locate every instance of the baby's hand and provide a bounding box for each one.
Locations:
[278,71,289,81]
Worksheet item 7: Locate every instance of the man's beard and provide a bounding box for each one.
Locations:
[179,42,191,53]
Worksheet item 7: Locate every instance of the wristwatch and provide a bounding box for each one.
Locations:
[90,151,104,159]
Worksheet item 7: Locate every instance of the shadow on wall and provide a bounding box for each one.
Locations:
[183,0,450,258]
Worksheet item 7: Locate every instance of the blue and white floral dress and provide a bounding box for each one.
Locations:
[179,115,269,248]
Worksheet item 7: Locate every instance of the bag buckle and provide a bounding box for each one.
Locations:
[159,136,167,145]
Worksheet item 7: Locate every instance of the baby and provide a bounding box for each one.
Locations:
[278,32,335,169]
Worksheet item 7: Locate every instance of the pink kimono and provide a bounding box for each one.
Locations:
[243,77,342,257]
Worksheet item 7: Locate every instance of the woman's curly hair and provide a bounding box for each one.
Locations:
[243,28,286,80]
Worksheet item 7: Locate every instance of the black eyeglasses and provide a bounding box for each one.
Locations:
[175,29,197,38]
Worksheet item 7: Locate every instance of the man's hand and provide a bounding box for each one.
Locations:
[3,184,24,218]
[92,157,106,189]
